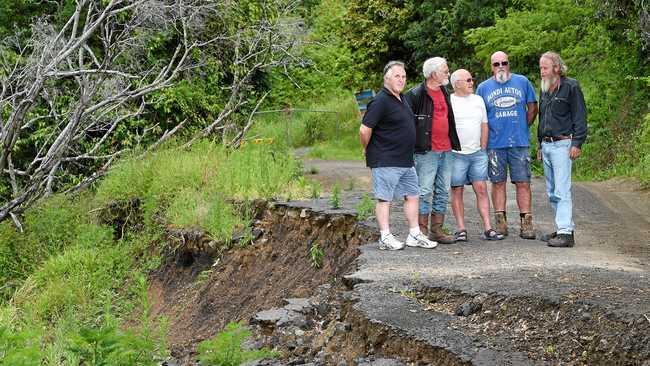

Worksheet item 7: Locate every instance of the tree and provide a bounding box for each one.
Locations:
[0,0,302,225]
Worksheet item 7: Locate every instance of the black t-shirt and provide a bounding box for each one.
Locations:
[362,87,416,168]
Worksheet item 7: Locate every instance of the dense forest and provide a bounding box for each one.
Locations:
[1,0,648,219]
[0,0,648,363]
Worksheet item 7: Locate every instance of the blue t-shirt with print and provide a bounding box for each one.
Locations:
[476,74,537,148]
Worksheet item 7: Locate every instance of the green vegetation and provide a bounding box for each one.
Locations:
[197,322,279,366]
[309,243,325,269]
[248,95,363,161]
[0,139,303,362]
[329,183,342,209]
[356,193,375,221]
[0,0,648,362]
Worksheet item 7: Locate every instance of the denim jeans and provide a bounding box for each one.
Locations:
[414,150,453,215]
[541,139,575,234]
[451,150,488,187]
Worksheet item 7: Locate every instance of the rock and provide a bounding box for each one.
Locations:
[252,228,264,241]
[455,301,482,317]
[333,321,350,335]
[581,312,592,321]
[242,338,265,351]
[284,298,313,313]
[160,360,181,366]
[253,308,290,326]
[358,358,405,366]
[300,209,309,218]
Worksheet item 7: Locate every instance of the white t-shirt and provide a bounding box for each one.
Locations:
[450,94,487,154]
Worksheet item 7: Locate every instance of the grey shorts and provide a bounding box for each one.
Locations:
[371,167,419,201]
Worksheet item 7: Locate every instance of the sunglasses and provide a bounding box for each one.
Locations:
[492,61,509,67]
[464,78,474,83]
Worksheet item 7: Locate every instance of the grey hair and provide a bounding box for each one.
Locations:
[383,60,405,76]
[449,69,464,89]
[422,57,447,79]
[541,51,568,75]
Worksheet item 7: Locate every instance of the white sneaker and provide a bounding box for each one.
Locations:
[405,232,438,249]
[378,234,404,251]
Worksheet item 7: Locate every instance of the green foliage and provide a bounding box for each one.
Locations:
[1,233,167,364]
[0,326,42,366]
[95,141,307,239]
[402,0,515,75]
[309,243,325,269]
[634,113,650,188]
[197,322,278,366]
[465,0,649,182]
[309,180,322,199]
[267,0,363,105]
[167,190,242,242]
[249,95,363,160]
[12,244,138,326]
[329,183,341,209]
[342,0,411,86]
[355,193,374,221]
[0,195,113,301]
[66,322,158,366]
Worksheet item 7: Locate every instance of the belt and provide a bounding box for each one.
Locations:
[542,135,571,142]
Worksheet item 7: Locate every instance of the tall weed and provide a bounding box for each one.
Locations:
[197,322,278,366]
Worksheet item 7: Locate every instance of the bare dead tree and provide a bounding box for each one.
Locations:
[0,0,302,224]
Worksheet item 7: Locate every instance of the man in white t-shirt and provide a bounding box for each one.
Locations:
[449,69,503,241]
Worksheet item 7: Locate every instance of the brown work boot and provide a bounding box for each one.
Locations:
[418,214,429,236]
[494,211,508,236]
[519,213,536,239]
[429,213,456,244]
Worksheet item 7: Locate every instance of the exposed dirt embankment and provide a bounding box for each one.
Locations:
[418,287,650,365]
[147,201,374,360]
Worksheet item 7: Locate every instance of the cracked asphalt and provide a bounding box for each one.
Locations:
[303,159,650,365]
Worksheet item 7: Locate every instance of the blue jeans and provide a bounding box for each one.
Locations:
[414,151,452,215]
[541,139,574,234]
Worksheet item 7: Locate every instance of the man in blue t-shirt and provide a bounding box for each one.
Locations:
[476,51,538,239]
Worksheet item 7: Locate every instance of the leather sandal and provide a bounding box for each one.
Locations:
[454,230,468,242]
[482,229,504,241]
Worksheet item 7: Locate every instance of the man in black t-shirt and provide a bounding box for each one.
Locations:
[359,61,437,251]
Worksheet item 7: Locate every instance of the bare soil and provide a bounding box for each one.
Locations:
[143,159,650,365]
[148,202,373,361]
[416,287,650,365]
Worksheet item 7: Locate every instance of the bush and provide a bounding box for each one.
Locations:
[197,322,278,366]
[0,195,111,302]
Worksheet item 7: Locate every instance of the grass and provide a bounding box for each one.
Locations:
[0,138,307,362]
[95,140,309,239]
[248,94,363,161]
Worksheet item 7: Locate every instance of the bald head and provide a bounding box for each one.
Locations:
[490,51,508,64]
[490,51,511,83]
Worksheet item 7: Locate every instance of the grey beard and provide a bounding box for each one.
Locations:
[496,71,511,84]
[541,76,557,93]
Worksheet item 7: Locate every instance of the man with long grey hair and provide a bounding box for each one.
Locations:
[360,61,437,251]
[405,57,461,244]
[538,51,587,247]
